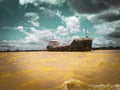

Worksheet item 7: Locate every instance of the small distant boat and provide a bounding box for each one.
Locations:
[47,29,92,51]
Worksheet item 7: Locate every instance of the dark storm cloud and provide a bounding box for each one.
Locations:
[69,0,109,14]
[68,0,120,22]
[97,13,120,22]
[108,27,120,38]
[69,0,120,14]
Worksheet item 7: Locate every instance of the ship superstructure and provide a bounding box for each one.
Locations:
[47,40,60,50]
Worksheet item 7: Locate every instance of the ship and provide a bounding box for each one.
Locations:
[47,29,92,51]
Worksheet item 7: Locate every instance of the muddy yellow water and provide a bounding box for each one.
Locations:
[0,50,120,90]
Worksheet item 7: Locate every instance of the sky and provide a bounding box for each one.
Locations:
[0,0,120,50]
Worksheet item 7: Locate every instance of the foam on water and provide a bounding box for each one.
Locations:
[61,79,120,90]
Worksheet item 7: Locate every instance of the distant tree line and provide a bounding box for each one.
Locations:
[93,46,120,50]
[0,46,120,52]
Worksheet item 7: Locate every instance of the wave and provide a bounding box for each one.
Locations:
[52,79,120,90]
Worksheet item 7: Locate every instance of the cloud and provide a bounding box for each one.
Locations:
[108,27,120,38]
[55,26,68,36]
[25,12,40,21]
[16,26,30,35]
[69,0,120,22]
[69,0,120,14]
[93,20,120,47]
[71,35,80,40]
[39,7,56,17]
[96,8,120,22]
[2,26,14,30]
[84,8,120,22]
[17,26,25,32]
[28,21,40,27]
[0,27,55,50]
[25,28,54,43]
[56,11,80,33]
[93,37,115,47]
[64,16,80,33]
[93,36,120,47]
[16,26,54,44]
[94,20,120,38]
[0,40,47,50]
[19,0,66,5]
[25,12,40,27]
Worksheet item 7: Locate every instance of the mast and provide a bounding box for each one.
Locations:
[84,27,88,38]
[52,35,54,40]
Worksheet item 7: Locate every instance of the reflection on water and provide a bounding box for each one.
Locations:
[0,50,120,90]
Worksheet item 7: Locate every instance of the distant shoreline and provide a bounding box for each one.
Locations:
[0,49,120,52]
[0,50,47,52]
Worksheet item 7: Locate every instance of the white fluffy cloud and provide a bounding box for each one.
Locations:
[16,26,54,44]
[25,12,40,27]
[71,35,80,40]
[17,26,25,32]
[0,40,47,50]
[55,26,68,36]
[19,0,66,5]
[94,20,120,35]
[0,27,55,50]
[56,11,80,34]
[16,26,30,35]
[92,37,119,47]
[64,16,80,33]
[25,28,54,43]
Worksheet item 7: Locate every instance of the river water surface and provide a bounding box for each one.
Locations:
[0,50,120,90]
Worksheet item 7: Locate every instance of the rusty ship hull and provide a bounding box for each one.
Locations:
[47,38,92,51]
